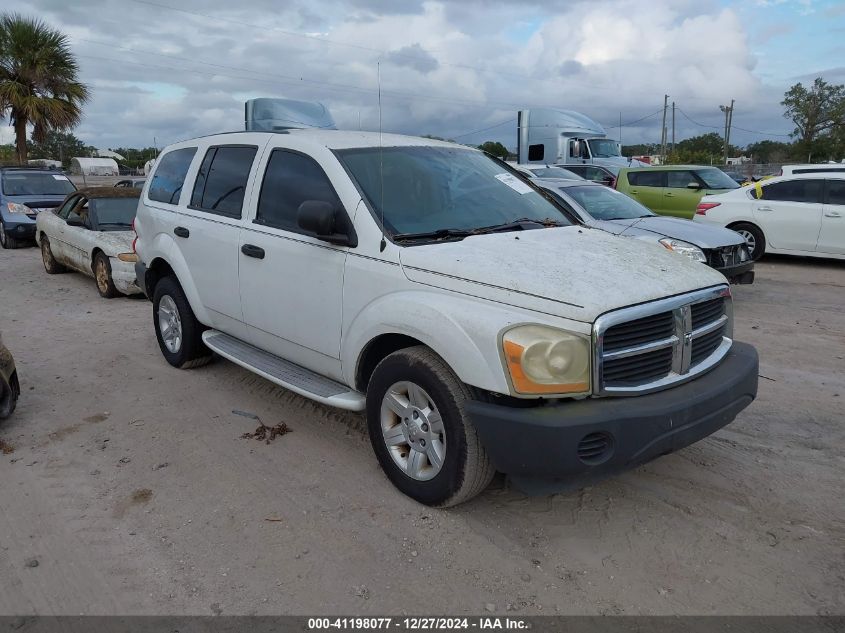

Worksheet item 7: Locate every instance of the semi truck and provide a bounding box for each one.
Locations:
[517,109,648,171]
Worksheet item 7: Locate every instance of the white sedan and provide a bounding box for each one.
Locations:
[693,173,844,261]
[35,187,142,297]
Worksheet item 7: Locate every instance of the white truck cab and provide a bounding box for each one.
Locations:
[517,108,648,170]
[133,125,758,506]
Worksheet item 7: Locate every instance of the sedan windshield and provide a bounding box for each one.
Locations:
[336,147,572,238]
[529,166,582,180]
[563,185,654,221]
[2,173,76,196]
[587,139,621,158]
[92,197,138,227]
[695,168,740,190]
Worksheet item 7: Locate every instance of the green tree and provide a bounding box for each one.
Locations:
[744,140,795,164]
[666,133,740,165]
[28,129,88,166]
[477,140,509,159]
[781,77,845,157]
[0,13,90,164]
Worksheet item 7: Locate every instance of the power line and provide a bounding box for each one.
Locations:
[604,109,663,129]
[452,118,513,139]
[676,106,791,138]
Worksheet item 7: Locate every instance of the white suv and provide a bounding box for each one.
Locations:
[133,130,759,506]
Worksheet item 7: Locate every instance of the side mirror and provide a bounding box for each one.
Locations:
[297,200,355,247]
[66,217,85,227]
[687,182,702,190]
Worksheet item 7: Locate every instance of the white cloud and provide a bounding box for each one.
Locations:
[1,0,794,151]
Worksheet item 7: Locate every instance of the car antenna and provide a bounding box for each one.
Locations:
[378,60,387,253]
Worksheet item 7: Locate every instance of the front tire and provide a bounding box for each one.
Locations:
[41,236,66,274]
[0,222,21,249]
[152,276,212,369]
[0,372,19,419]
[731,222,765,261]
[94,252,119,298]
[366,346,495,507]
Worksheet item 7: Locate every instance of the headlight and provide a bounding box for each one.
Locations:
[6,202,31,214]
[659,238,706,263]
[502,325,591,395]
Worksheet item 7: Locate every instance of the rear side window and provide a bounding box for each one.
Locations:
[255,149,342,233]
[794,167,845,174]
[759,179,823,203]
[190,145,257,218]
[627,171,663,187]
[528,144,544,161]
[826,180,845,205]
[666,170,697,188]
[148,148,196,204]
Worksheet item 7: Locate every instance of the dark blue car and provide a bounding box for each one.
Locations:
[0,167,76,249]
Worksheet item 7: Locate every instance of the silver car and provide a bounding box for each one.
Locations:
[539,179,755,284]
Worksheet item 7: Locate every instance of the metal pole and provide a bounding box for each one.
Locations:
[660,95,668,163]
[725,99,734,165]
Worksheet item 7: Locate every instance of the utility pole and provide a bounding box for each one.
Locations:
[720,100,734,165]
[671,101,676,155]
[660,94,669,163]
[619,112,622,145]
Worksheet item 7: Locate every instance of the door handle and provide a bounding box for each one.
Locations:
[824,211,842,218]
[665,192,675,197]
[174,226,190,238]
[629,189,639,194]
[756,206,774,212]
[241,244,265,259]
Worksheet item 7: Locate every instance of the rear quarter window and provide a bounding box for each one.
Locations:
[627,171,663,187]
[148,148,197,205]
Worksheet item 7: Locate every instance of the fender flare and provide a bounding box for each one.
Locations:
[145,232,212,324]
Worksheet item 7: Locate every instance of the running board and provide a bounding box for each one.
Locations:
[202,330,365,411]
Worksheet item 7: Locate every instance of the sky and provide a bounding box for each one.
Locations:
[2,0,844,152]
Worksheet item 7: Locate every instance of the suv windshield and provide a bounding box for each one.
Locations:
[695,168,740,190]
[92,197,138,227]
[2,172,76,196]
[337,147,572,238]
[564,185,653,221]
[529,166,582,180]
[587,139,621,158]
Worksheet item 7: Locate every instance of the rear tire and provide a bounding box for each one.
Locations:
[731,222,765,261]
[152,276,212,369]
[366,346,495,507]
[0,222,21,249]
[41,236,66,274]
[94,252,119,298]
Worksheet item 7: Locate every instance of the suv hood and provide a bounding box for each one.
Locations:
[592,216,745,249]
[4,194,66,210]
[400,226,726,323]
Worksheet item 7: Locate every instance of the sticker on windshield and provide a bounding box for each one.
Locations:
[52,175,69,180]
[494,173,534,194]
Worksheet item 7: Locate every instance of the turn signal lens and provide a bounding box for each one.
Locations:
[117,252,138,262]
[502,325,590,395]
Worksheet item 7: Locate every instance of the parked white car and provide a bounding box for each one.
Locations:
[694,173,845,260]
[133,128,758,506]
[35,187,143,297]
[778,164,845,177]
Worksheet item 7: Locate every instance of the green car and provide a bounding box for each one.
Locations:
[615,165,740,219]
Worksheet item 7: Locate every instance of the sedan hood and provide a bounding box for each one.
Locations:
[595,216,745,249]
[399,226,727,323]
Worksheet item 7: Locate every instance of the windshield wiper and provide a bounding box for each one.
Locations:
[392,228,475,242]
[472,217,566,234]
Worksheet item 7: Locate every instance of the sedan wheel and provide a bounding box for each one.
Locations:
[380,380,447,481]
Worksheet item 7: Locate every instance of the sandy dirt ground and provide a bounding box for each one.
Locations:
[0,245,843,616]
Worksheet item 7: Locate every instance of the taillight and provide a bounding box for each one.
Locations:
[131,218,138,253]
[696,202,720,216]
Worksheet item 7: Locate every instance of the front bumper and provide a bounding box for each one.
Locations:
[2,217,36,239]
[111,258,142,295]
[466,341,758,490]
[714,260,755,285]
[134,260,150,299]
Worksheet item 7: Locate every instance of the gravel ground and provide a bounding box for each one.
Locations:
[0,245,843,616]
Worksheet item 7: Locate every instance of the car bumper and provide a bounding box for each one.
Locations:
[713,260,755,285]
[111,258,142,295]
[465,341,758,491]
[2,217,36,239]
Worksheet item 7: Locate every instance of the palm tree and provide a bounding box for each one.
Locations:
[0,13,89,164]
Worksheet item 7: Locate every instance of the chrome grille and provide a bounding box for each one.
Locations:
[593,287,733,395]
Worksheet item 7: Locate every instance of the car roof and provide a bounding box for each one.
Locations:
[72,187,142,199]
[536,178,602,189]
[165,129,465,153]
[0,166,62,174]
[619,165,721,172]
